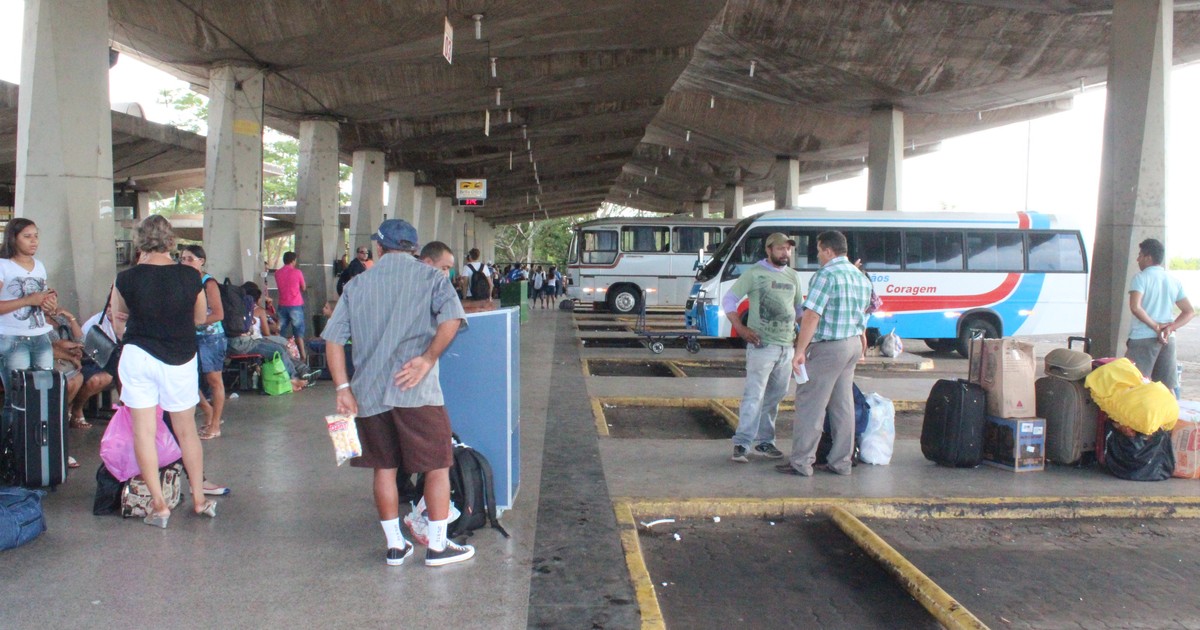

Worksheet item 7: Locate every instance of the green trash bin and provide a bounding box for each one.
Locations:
[500,280,529,323]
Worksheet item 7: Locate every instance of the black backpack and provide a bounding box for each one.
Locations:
[218,279,250,338]
[468,263,489,300]
[397,434,509,539]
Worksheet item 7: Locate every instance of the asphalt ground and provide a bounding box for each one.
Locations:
[865,517,1200,630]
[637,515,939,630]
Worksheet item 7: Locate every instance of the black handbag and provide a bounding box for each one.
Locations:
[83,291,118,367]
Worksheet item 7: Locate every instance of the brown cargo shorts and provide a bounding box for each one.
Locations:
[350,406,454,474]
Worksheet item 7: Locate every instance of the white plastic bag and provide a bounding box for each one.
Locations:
[879,329,903,358]
[858,392,895,465]
[403,496,462,546]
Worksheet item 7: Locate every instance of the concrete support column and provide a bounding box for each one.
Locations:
[135,191,151,220]
[203,63,264,285]
[387,170,416,227]
[435,197,453,246]
[693,201,710,219]
[15,0,116,317]
[454,208,466,255]
[349,149,385,255]
[774,157,800,209]
[416,186,438,244]
[867,106,904,211]
[295,120,340,313]
[1086,0,1171,358]
[725,184,744,219]
[464,212,477,254]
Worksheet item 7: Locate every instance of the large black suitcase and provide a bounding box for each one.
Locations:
[7,370,68,488]
[1036,376,1098,465]
[921,378,986,467]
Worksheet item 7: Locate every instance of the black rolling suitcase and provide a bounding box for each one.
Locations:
[6,370,68,488]
[921,379,987,467]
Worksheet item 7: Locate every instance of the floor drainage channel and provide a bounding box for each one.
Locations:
[592,399,735,439]
[579,336,740,350]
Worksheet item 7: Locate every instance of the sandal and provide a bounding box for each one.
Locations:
[199,430,221,440]
[69,417,92,429]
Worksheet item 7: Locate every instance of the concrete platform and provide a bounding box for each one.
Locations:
[4,306,1200,629]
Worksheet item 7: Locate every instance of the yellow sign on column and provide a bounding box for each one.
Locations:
[456,179,487,200]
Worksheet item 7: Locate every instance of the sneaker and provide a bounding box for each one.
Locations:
[425,540,475,567]
[754,443,784,459]
[386,544,414,566]
[730,445,749,463]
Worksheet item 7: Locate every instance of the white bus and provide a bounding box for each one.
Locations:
[566,217,737,313]
[686,209,1088,355]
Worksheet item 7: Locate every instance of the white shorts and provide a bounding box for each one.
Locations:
[118,344,201,412]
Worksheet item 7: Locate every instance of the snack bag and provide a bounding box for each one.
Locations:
[325,414,363,466]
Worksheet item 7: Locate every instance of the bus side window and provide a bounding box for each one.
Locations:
[674,227,723,253]
[851,230,902,270]
[582,230,618,265]
[792,231,821,270]
[906,231,963,270]
[966,232,1024,271]
[622,226,670,253]
[1027,232,1085,272]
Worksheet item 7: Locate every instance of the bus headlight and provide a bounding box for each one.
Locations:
[1018,309,1034,317]
[944,311,961,318]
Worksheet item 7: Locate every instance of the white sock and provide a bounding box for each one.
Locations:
[381,518,407,550]
[428,518,449,552]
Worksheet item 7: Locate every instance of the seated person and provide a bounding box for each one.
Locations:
[306,299,353,380]
[232,282,312,390]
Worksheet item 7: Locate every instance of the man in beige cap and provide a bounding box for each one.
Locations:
[721,232,805,463]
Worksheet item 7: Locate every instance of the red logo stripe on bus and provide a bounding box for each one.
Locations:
[880,273,1020,313]
[1017,212,1030,229]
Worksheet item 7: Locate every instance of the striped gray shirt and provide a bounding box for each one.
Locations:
[321,252,466,416]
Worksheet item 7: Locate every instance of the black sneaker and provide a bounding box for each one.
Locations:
[754,443,784,459]
[386,544,414,566]
[731,445,749,463]
[425,540,475,567]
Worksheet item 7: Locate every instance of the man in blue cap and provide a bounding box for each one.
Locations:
[322,219,475,567]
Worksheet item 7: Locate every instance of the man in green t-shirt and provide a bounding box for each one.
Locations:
[723,233,805,463]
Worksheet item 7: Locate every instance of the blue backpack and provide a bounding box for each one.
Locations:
[0,486,46,551]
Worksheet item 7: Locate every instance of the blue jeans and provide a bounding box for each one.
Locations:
[733,344,794,449]
[278,305,306,339]
[0,332,55,399]
[197,333,228,374]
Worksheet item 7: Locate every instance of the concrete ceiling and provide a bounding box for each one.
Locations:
[101,1,1200,224]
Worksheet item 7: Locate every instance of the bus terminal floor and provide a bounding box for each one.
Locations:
[4,307,1200,629]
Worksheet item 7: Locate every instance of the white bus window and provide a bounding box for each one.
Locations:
[1027,232,1085,272]
[793,231,822,270]
[966,232,1024,271]
[621,226,670,253]
[906,232,963,271]
[851,231,902,270]
[581,230,618,265]
[674,226,724,253]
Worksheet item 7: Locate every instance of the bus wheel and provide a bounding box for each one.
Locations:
[609,287,641,314]
[956,318,999,358]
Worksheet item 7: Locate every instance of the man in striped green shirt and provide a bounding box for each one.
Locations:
[777,230,873,477]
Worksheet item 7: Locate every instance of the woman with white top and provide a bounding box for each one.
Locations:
[0,218,58,398]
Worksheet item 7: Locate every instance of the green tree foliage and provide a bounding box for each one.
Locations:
[493,203,662,265]
[1170,257,1200,270]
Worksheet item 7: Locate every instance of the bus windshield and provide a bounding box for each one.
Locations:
[697,219,750,282]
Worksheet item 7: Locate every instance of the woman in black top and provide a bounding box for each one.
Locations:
[110,215,216,527]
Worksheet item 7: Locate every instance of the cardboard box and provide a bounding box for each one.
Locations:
[978,338,1037,418]
[983,416,1045,472]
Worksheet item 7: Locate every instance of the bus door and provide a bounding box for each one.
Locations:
[619,225,670,304]
[671,225,726,306]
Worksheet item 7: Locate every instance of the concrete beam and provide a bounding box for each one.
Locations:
[15,0,116,317]
[295,119,340,313]
[203,63,264,285]
[1086,0,1171,358]
[349,149,385,254]
[867,106,904,211]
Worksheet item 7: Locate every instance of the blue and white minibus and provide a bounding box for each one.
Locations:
[686,209,1088,356]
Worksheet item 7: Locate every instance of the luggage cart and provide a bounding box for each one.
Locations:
[633,289,706,354]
